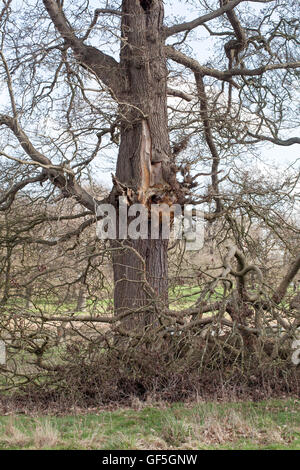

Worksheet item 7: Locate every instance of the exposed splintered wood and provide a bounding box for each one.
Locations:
[137,119,180,214]
[138,120,169,205]
[139,120,152,198]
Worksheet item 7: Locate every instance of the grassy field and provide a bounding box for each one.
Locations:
[0,399,299,450]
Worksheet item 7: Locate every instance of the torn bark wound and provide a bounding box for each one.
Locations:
[140,120,152,198]
[138,119,167,206]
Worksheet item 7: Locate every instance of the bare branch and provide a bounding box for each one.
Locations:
[167,87,194,102]
[273,253,300,304]
[42,0,122,96]
[0,173,48,211]
[166,45,300,81]
[247,131,300,146]
[83,8,122,41]
[0,114,105,211]
[165,0,274,38]
[225,61,300,77]
[165,45,239,86]
[194,73,222,213]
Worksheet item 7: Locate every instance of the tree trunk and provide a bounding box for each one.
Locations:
[113,237,169,329]
[112,0,173,328]
[76,284,87,312]
[25,286,33,309]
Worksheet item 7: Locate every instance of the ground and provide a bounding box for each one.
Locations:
[0,398,299,450]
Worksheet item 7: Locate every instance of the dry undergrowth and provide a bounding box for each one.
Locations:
[33,420,60,449]
[148,407,290,449]
[0,417,107,450]
[0,404,297,450]
[1,417,60,449]
[2,417,31,448]
[189,408,283,446]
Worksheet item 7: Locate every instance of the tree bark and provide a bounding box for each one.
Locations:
[112,237,169,329]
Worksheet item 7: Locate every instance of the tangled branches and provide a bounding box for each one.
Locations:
[0,228,299,404]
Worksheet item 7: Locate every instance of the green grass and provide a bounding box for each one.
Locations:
[0,398,299,450]
[7,283,298,315]
[169,284,225,310]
